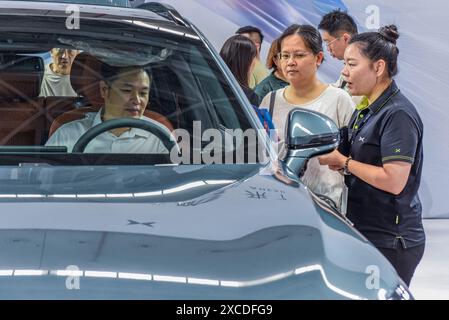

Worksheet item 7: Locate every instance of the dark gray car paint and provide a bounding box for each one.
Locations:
[0,164,402,299]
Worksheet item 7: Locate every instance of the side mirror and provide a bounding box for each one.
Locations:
[282,108,340,178]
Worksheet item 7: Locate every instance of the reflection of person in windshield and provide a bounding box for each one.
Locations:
[39,48,79,97]
[46,65,170,153]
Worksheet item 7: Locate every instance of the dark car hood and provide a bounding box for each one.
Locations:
[0,163,402,299]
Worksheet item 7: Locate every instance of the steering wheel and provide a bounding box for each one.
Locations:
[72,118,176,153]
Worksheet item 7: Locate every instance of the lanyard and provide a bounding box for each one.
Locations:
[348,88,400,145]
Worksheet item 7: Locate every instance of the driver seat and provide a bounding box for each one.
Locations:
[48,53,174,137]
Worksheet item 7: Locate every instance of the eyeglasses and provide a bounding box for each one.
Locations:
[277,51,312,61]
[324,36,341,47]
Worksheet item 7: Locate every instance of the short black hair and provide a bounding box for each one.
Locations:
[318,9,358,37]
[236,25,264,43]
[100,64,151,85]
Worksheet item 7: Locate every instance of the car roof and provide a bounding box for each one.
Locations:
[0,0,160,20]
[0,0,185,25]
[0,0,198,37]
[3,0,131,8]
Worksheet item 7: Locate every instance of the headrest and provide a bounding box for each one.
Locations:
[70,53,104,109]
[0,55,44,99]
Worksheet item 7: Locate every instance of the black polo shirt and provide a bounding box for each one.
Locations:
[343,81,425,249]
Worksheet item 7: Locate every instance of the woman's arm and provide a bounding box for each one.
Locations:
[319,150,412,195]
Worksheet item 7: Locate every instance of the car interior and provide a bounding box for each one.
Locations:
[0,20,258,165]
[0,52,186,146]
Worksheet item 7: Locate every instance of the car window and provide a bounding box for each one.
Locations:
[0,14,263,166]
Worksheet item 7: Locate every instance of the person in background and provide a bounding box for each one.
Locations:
[318,26,425,286]
[40,48,79,97]
[220,35,260,106]
[259,24,355,211]
[254,38,289,102]
[318,9,358,92]
[236,26,269,89]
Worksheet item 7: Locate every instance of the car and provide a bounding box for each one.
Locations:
[0,0,411,299]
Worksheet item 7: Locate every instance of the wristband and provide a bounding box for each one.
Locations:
[343,156,352,175]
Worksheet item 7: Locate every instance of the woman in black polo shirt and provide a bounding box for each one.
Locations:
[319,25,425,287]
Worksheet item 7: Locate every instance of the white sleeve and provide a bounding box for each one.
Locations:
[156,139,169,154]
[45,126,75,152]
[258,92,272,110]
[156,125,171,154]
[336,91,356,127]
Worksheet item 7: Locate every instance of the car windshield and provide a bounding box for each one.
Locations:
[0,11,264,167]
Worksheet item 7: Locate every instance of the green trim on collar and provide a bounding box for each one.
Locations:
[356,96,369,110]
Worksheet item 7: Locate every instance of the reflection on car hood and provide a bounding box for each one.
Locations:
[0,164,402,299]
